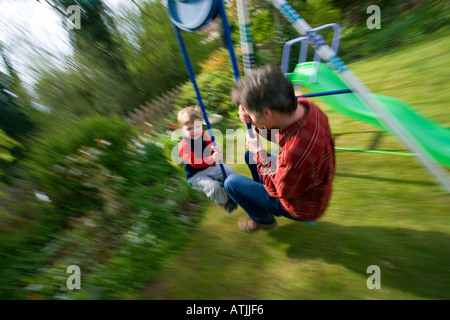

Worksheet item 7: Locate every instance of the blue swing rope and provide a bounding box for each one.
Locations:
[171,0,255,182]
[172,23,229,180]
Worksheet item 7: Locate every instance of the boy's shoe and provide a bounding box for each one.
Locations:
[224,199,238,214]
[238,218,277,233]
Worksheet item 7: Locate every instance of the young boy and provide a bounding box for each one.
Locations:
[177,106,237,213]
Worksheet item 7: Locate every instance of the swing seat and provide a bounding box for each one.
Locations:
[168,0,220,32]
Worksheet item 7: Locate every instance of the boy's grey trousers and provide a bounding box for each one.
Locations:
[188,165,234,205]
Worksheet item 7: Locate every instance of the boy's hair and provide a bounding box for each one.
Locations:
[231,64,296,116]
[177,106,203,126]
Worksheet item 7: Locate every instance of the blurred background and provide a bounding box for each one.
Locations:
[0,0,448,300]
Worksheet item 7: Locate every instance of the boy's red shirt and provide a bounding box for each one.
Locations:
[254,98,336,221]
[178,131,216,168]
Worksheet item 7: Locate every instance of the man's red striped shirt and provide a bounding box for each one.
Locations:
[254,98,336,221]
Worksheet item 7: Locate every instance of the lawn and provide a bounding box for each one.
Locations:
[135,29,450,300]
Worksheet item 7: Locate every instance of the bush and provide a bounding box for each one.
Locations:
[23,115,136,217]
[176,69,236,117]
[198,48,239,73]
[175,48,239,118]
[0,129,22,176]
[339,0,449,62]
[89,140,203,299]
[18,137,204,300]
[0,186,61,299]
[1,109,208,301]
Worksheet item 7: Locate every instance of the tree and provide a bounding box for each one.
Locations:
[50,0,130,72]
[0,129,21,172]
[44,0,140,113]
[121,0,215,104]
[36,50,133,118]
[36,0,214,118]
[0,46,34,139]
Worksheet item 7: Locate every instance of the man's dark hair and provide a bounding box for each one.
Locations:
[231,65,297,116]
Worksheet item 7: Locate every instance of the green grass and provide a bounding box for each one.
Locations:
[135,30,450,300]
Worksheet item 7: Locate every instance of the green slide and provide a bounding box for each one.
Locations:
[287,62,450,167]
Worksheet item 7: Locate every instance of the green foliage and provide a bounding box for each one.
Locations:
[338,0,449,61]
[117,0,215,110]
[0,55,34,139]
[125,139,175,186]
[303,0,341,27]
[245,4,276,45]
[80,140,202,299]
[229,0,342,67]
[0,130,21,166]
[175,49,237,117]
[176,69,236,116]
[229,0,447,67]
[53,0,130,72]
[36,0,214,118]
[24,115,136,216]
[198,48,238,73]
[0,188,62,300]
[36,51,133,117]
[16,136,204,300]
[33,0,139,116]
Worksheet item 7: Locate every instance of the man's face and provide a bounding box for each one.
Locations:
[246,107,274,130]
[182,120,203,140]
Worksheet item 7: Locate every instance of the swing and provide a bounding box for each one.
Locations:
[166,0,252,186]
[168,0,220,32]
[166,0,317,225]
[167,0,245,214]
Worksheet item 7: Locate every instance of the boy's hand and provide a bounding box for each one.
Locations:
[246,133,263,154]
[212,145,222,163]
[238,105,254,126]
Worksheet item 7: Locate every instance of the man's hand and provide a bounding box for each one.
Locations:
[246,133,263,154]
[238,105,254,126]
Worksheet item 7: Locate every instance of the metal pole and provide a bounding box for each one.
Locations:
[217,0,255,138]
[297,89,352,98]
[236,0,255,76]
[270,0,450,192]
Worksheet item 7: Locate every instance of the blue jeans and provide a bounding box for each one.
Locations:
[224,151,300,224]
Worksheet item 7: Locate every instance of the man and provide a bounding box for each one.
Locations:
[224,65,335,232]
